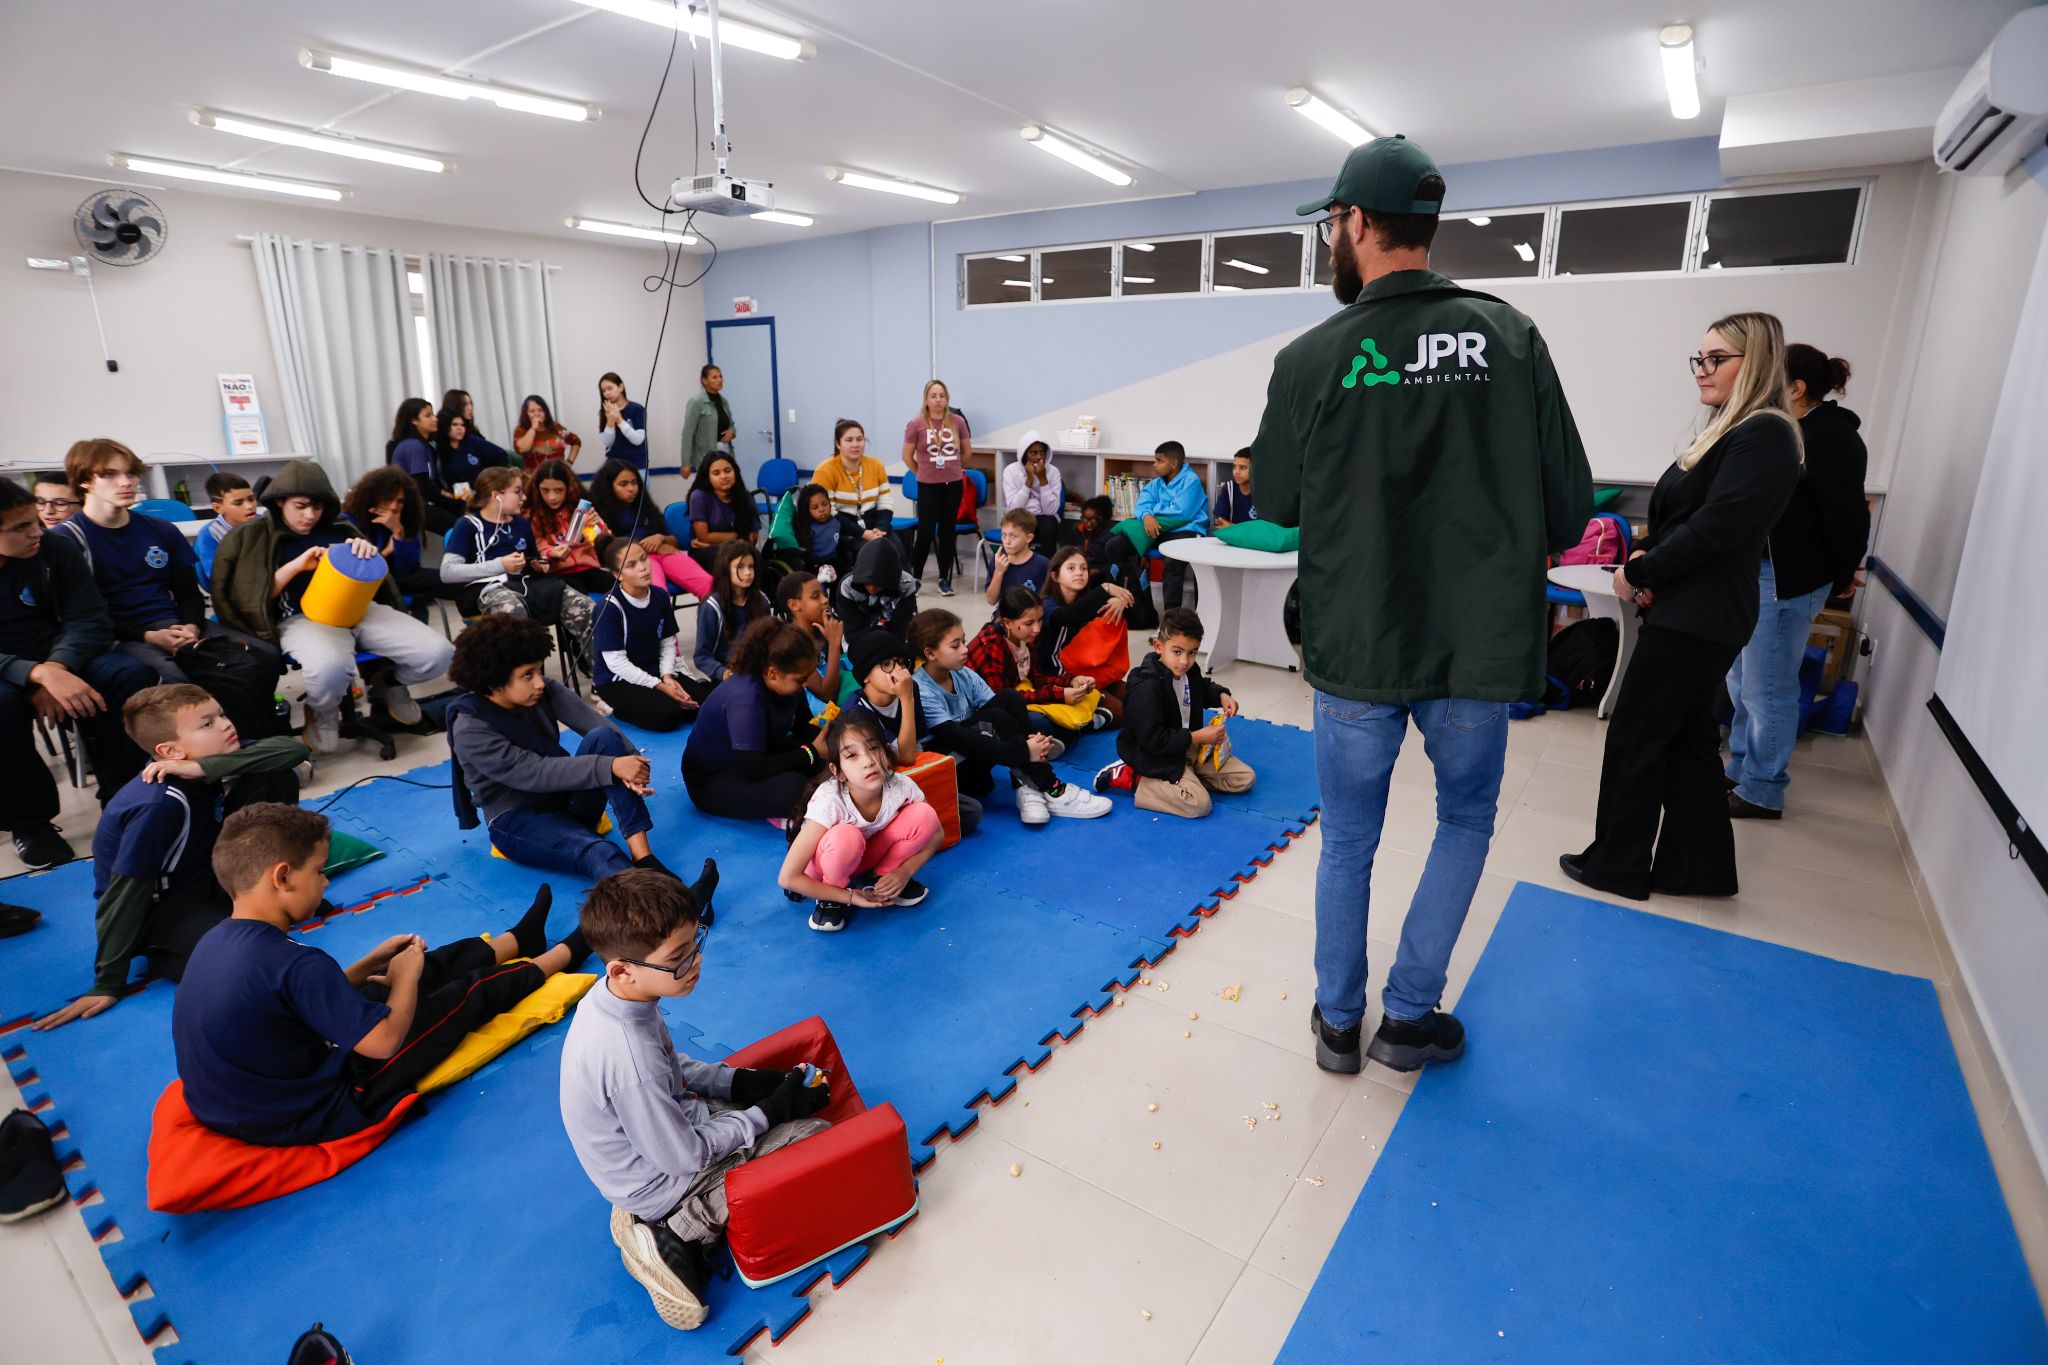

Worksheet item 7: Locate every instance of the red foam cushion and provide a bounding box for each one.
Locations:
[722,1015,867,1126]
[146,1078,422,1214]
[725,1102,917,1286]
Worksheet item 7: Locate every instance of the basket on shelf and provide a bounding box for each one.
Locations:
[1058,427,1100,450]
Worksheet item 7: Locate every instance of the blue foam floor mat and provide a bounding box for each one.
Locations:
[1279,884,2048,1363]
[3,711,1324,1361]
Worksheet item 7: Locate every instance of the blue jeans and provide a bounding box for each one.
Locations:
[485,728,650,882]
[1312,692,1507,1028]
[1725,561,1830,812]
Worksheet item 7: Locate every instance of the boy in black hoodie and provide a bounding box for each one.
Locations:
[834,535,919,642]
[1094,608,1254,818]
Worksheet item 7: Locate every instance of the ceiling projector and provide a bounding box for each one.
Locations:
[669,172,775,216]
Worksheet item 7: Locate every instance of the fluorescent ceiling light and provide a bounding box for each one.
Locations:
[1467,216,1492,227]
[567,216,698,245]
[1123,275,1155,285]
[752,210,814,227]
[1040,277,1055,284]
[109,154,344,201]
[1019,125,1133,187]
[1659,25,1699,120]
[998,254,1027,262]
[1127,242,1155,252]
[827,168,960,205]
[1214,283,1243,292]
[1512,241,1535,262]
[1284,86,1373,147]
[569,0,812,60]
[190,110,447,172]
[1222,258,1269,275]
[301,49,595,121]
[1001,279,1032,289]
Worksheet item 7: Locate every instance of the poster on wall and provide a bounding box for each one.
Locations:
[217,374,269,455]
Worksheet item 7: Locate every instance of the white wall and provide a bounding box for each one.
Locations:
[0,169,705,495]
[989,162,1932,488]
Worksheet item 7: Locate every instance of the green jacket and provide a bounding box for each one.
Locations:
[211,460,404,643]
[1253,269,1592,703]
[682,389,730,472]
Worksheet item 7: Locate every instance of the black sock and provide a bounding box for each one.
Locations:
[690,858,720,919]
[632,852,677,882]
[511,884,554,959]
[556,928,590,968]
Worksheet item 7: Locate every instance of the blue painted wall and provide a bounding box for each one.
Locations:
[704,137,1726,446]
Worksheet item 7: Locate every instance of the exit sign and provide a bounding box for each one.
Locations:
[733,296,757,315]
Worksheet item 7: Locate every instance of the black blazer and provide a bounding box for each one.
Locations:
[1769,402,1869,598]
[1623,414,1801,646]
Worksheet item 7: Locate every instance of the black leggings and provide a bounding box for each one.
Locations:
[553,566,614,593]
[344,935,544,1121]
[909,479,961,582]
[596,680,694,732]
[684,760,812,821]
[928,689,1057,796]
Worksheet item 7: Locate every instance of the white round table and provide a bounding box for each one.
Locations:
[1547,563,1638,719]
[1159,539,1299,671]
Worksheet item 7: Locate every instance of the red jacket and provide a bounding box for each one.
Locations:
[965,618,1069,704]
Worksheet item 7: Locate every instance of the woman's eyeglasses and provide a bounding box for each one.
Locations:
[1688,352,1744,376]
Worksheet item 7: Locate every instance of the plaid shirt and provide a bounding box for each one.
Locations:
[965,619,1069,704]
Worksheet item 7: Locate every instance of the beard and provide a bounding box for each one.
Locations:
[1329,228,1364,305]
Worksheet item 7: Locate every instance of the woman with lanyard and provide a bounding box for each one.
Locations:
[1723,343,1869,820]
[513,394,581,473]
[596,371,649,471]
[902,378,969,596]
[682,364,735,479]
[812,418,895,540]
[1000,432,1065,555]
[1563,312,1801,902]
[441,388,512,467]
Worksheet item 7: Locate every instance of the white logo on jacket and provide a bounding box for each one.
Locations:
[1404,332,1489,372]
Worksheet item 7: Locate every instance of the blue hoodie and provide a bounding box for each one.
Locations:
[1135,464,1210,534]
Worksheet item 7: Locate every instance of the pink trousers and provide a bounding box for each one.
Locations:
[648,550,713,601]
[805,804,941,885]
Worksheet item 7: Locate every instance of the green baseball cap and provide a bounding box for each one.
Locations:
[1296,134,1445,217]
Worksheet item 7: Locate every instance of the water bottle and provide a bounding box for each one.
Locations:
[273,693,292,730]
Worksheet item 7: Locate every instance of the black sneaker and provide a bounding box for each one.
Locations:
[808,901,850,933]
[10,822,72,872]
[286,1323,355,1365]
[0,1110,67,1223]
[0,903,41,939]
[1365,1010,1466,1073]
[889,878,928,906]
[1728,792,1783,820]
[1308,1003,1361,1075]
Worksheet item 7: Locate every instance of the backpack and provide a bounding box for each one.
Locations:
[1557,514,1624,566]
[1546,618,1618,709]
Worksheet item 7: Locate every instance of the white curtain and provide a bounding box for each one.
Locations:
[423,254,562,449]
[251,233,419,485]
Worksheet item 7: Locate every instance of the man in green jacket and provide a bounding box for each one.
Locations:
[1253,135,1592,1077]
[681,363,736,478]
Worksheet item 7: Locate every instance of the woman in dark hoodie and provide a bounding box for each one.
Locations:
[1723,343,1870,819]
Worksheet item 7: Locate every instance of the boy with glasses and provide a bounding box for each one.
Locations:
[29,475,80,530]
[560,868,832,1331]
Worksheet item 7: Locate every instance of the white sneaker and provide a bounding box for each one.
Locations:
[1015,782,1051,826]
[1040,736,1066,762]
[1044,782,1112,819]
[609,1206,708,1330]
[375,681,422,726]
[304,709,341,755]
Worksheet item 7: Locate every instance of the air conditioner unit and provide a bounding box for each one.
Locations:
[1934,6,2048,176]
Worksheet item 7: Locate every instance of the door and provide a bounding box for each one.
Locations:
[705,317,781,483]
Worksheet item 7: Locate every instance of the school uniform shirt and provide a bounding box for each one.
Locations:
[600,401,649,469]
[904,414,969,485]
[435,438,488,494]
[809,514,842,565]
[914,665,995,732]
[364,523,422,579]
[995,552,1049,597]
[682,673,807,773]
[593,586,679,689]
[694,595,760,681]
[171,918,390,1145]
[687,489,757,539]
[804,771,925,837]
[390,436,434,484]
[442,514,537,589]
[0,556,54,662]
[58,512,196,629]
[1213,484,1258,524]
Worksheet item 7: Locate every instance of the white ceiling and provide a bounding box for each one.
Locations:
[0,0,2027,251]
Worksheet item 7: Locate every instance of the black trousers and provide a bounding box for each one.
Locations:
[928,689,1057,796]
[597,680,694,732]
[909,479,961,582]
[0,653,154,828]
[1577,625,1745,899]
[684,759,813,821]
[344,935,544,1121]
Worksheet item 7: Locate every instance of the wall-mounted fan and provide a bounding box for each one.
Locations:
[75,189,167,266]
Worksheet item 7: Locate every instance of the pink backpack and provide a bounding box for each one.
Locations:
[1558,515,1623,566]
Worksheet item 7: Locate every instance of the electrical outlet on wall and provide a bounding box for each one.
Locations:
[787,408,796,423]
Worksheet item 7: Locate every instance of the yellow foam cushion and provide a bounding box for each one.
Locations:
[1027,688,1101,731]
[414,971,598,1093]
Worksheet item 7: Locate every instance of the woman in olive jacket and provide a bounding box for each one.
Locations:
[1723,343,1870,819]
[1562,313,1801,901]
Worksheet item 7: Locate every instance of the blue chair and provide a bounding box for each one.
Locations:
[891,470,920,535]
[137,497,199,522]
[754,457,799,519]
[1547,512,1633,608]
[663,500,695,545]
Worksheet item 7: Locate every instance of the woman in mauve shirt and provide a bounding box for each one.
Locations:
[901,378,969,595]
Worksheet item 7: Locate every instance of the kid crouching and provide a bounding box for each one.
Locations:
[1094,608,1254,818]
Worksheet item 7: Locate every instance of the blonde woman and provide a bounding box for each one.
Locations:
[901,378,969,595]
[1562,312,1802,901]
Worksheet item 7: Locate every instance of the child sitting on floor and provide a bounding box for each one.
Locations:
[447,614,715,903]
[778,710,944,933]
[33,685,307,1030]
[1093,608,1254,819]
[196,471,259,585]
[1075,494,1116,580]
[774,571,844,703]
[908,609,1110,826]
[1038,546,1133,722]
[694,540,771,686]
[983,507,1051,605]
[172,803,587,1146]
[842,628,981,836]
[592,538,699,730]
[560,869,833,1331]
[682,619,826,822]
[965,587,1116,734]
[834,534,919,642]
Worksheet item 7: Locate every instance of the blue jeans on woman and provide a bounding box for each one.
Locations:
[1312,692,1507,1029]
[1724,560,1831,812]
[484,727,651,882]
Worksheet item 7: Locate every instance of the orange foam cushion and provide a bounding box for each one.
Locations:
[145,1077,422,1214]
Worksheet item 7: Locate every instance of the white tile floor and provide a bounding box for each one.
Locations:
[3,582,2043,1363]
